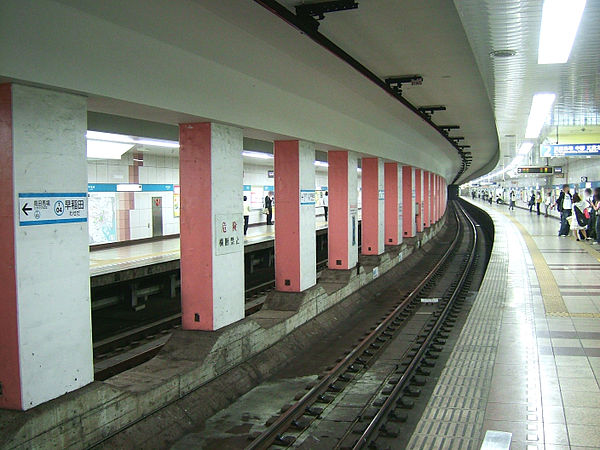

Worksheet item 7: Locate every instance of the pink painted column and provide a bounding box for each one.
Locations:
[328,151,358,270]
[274,140,316,291]
[0,84,20,410]
[415,169,423,232]
[423,171,430,228]
[361,157,384,255]
[436,175,439,221]
[431,174,436,223]
[402,165,415,238]
[384,162,402,245]
[179,122,245,331]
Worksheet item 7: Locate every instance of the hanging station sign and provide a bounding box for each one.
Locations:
[540,143,600,157]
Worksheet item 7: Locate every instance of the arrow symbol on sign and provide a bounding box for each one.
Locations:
[22,203,32,216]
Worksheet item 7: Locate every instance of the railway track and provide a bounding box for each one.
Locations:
[93,258,330,380]
[244,200,479,449]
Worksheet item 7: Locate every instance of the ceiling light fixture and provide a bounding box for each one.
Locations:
[538,0,586,64]
[86,140,134,159]
[242,150,274,159]
[86,131,179,149]
[490,49,517,58]
[525,93,556,139]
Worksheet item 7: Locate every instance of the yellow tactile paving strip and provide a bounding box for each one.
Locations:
[576,239,600,263]
[502,212,570,316]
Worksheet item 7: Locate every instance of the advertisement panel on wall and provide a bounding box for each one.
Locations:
[88,193,117,244]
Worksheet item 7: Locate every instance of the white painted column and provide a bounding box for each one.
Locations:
[328,150,358,270]
[274,140,316,291]
[0,84,92,410]
[179,122,244,331]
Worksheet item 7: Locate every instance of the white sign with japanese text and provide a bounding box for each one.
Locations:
[215,214,244,255]
[300,189,316,205]
[19,193,87,226]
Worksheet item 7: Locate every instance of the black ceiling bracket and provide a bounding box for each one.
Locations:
[296,1,359,23]
[418,105,446,119]
[385,75,423,96]
[254,0,471,182]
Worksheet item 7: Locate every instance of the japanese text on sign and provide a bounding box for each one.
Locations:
[215,214,243,255]
[541,143,600,157]
[300,189,316,205]
[19,193,87,226]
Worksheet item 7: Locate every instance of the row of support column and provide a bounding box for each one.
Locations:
[179,134,448,335]
[0,83,448,410]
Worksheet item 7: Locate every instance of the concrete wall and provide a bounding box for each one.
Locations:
[12,84,93,409]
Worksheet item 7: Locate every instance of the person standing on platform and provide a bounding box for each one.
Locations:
[557,184,573,237]
[243,195,250,236]
[592,188,600,245]
[528,193,535,212]
[584,188,595,241]
[509,191,516,210]
[569,193,588,241]
[264,193,273,225]
[535,191,542,215]
[557,185,573,236]
[544,191,552,217]
[323,191,329,221]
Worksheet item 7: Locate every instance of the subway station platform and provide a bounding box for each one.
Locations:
[89,220,329,277]
[408,198,600,449]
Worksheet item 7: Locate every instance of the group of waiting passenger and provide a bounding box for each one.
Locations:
[556,184,600,243]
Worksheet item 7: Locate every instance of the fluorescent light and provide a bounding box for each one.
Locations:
[314,161,329,168]
[86,131,135,144]
[538,0,586,64]
[86,131,179,148]
[518,142,534,155]
[525,93,556,139]
[86,140,134,159]
[135,138,179,148]
[242,150,273,159]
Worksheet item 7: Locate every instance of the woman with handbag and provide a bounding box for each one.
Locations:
[569,193,588,241]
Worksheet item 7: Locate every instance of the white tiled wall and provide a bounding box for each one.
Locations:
[88,156,363,242]
[88,152,180,242]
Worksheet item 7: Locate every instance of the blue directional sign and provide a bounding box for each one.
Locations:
[540,143,600,157]
[19,193,87,226]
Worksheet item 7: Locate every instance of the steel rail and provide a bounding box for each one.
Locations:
[351,200,478,448]
[245,206,462,450]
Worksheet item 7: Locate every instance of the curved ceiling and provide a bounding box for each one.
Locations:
[0,0,499,181]
[454,0,600,182]
[201,0,499,182]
